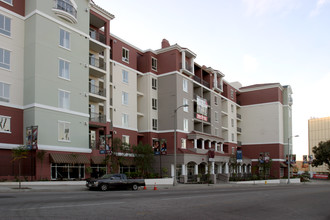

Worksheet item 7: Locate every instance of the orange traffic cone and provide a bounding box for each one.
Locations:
[143,185,147,190]
[153,182,157,190]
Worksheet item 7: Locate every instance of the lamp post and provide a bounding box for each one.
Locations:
[173,104,189,186]
[287,135,299,184]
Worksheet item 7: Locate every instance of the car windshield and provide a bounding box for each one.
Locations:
[101,174,114,179]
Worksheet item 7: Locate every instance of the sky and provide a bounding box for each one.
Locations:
[94,0,330,160]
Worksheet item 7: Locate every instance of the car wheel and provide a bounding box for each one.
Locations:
[132,184,138,191]
[100,184,108,191]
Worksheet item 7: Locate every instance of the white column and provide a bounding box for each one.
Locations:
[194,139,197,149]
[225,163,229,174]
[239,165,242,173]
[181,164,185,175]
[194,164,198,175]
[171,164,174,177]
[219,163,222,174]
[181,50,186,70]
[220,143,223,152]
[105,48,110,122]
[215,143,218,151]
[205,164,208,174]
[249,165,252,173]
[208,141,211,149]
[211,162,215,174]
[244,165,247,173]
[202,140,205,149]
[190,57,194,74]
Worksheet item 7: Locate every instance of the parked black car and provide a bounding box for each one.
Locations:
[86,173,145,191]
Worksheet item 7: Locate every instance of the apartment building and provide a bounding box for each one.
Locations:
[308,117,330,174]
[0,0,292,182]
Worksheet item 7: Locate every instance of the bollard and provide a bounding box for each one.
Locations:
[153,182,157,190]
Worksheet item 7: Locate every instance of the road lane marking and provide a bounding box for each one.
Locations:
[10,202,124,211]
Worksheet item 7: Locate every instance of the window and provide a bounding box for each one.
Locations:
[231,104,234,113]
[152,119,158,130]
[232,133,235,142]
[122,70,128,83]
[230,89,234,99]
[0,82,10,102]
[215,128,218,137]
[122,47,129,63]
[59,59,70,79]
[0,14,11,36]
[215,111,218,122]
[122,135,130,145]
[122,92,128,105]
[231,118,234,127]
[58,90,70,110]
[0,0,12,5]
[122,113,129,127]
[232,147,235,154]
[0,115,10,133]
[183,98,188,112]
[152,78,157,90]
[152,98,157,110]
[183,119,188,132]
[214,96,218,105]
[151,57,157,71]
[181,138,186,149]
[183,79,188,92]
[60,28,70,49]
[58,121,70,141]
[0,48,10,70]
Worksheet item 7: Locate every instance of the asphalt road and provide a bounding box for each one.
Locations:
[0,184,329,220]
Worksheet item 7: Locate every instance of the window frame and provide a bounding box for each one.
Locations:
[151,57,157,71]
[58,89,70,110]
[183,98,188,112]
[181,138,186,149]
[152,98,157,110]
[215,111,218,122]
[122,91,128,105]
[58,120,71,142]
[0,0,12,6]
[0,82,10,102]
[58,58,70,80]
[59,28,70,50]
[152,118,158,130]
[122,47,129,63]
[122,135,130,145]
[122,113,129,128]
[183,118,188,132]
[0,115,11,133]
[0,13,11,37]
[122,69,128,84]
[152,78,157,90]
[183,78,188,92]
[0,48,10,70]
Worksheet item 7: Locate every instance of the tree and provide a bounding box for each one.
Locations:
[12,146,29,189]
[312,140,330,171]
[109,138,131,173]
[132,142,154,177]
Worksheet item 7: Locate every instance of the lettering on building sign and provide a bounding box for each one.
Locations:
[0,116,10,133]
[196,96,208,122]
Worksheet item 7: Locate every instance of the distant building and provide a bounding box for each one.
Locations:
[308,116,330,174]
[0,0,293,182]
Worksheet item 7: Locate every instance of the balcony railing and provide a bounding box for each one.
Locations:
[193,75,210,88]
[89,112,106,124]
[237,113,242,120]
[89,30,106,44]
[89,84,106,97]
[212,82,223,91]
[54,0,77,19]
[237,141,242,146]
[89,56,106,70]
[237,127,242,133]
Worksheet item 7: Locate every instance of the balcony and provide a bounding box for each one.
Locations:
[53,0,77,24]
[237,113,242,120]
[194,112,211,123]
[89,113,106,124]
[193,76,210,88]
[89,30,107,53]
[237,127,242,133]
[213,81,223,92]
[237,141,242,146]
[89,84,106,102]
[89,56,106,78]
[180,63,194,76]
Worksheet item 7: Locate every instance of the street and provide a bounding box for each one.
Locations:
[0,184,329,219]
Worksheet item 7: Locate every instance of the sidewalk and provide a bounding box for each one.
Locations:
[0,179,328,193]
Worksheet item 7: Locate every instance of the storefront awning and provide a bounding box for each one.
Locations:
[50,153,90,164]
[280,162,287,168]
[91,156,105,165]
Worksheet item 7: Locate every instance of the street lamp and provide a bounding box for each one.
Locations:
[287,135,299,184]
[173,104,189,186]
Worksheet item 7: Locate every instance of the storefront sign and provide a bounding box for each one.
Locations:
[313,174,328,180]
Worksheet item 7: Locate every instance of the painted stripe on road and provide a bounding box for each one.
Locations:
[10,202,125,211]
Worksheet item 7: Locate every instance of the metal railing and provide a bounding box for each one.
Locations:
[89,84,106,97]
[89,56,106,70]
[54,0,77,18]
[193,75,210,88]
[237,127,242,133]
[89,30,106,44]
[212,81,222,90]
[89,112,106,124]
[237,113,242,119]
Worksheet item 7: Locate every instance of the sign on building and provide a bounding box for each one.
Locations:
[196,96,208,122]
